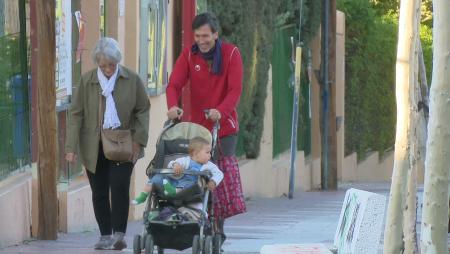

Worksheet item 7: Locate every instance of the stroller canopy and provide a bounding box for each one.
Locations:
[160,122,212,144]
[148,122,213,171]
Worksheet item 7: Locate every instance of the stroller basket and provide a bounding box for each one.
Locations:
[147,221,205,250]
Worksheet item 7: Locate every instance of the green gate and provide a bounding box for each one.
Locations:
[272,25,311,158]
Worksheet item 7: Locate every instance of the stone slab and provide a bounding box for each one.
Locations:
[260,244,333,254]
[333,188,386,254]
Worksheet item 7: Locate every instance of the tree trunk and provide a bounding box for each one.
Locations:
[403,4,422,253]
[383,0,420,252]
[418,41,429,122]
[34,0,58,240]
[403,148,419,254]
[420,0,450,253]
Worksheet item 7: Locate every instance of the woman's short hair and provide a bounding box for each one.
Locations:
[188,137,210,156]
[192,12,219,33]
[91,37,122,64]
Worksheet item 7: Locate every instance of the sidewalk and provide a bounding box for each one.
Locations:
[0,183,391,254]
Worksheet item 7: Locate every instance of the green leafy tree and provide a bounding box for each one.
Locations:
[339,0,432,159]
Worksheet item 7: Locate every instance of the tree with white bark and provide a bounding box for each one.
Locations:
[383,0,421,253]
[420,0,450,253]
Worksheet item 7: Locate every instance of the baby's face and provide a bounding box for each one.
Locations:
[193,144,212,164]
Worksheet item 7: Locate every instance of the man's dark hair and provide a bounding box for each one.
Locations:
[192,12,219,33]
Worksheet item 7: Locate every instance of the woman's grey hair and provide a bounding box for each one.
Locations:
[91,37,122,64]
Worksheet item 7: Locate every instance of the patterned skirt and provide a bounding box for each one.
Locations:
[213,155,247,219]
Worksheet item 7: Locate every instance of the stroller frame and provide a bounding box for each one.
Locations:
[133,120,222,254]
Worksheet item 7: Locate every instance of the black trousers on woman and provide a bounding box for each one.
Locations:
[86,145,134,236]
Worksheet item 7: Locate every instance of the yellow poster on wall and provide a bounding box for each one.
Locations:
[55,0,72,107]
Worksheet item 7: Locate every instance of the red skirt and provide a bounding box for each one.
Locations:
[213,156,247,219]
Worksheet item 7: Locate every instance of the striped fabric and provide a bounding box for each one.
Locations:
[213,155,246,219]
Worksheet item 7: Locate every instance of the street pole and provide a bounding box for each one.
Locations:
[328,0,338,190]
[33,0,58,240]
[321,0,330,190]
[288,0,304,199]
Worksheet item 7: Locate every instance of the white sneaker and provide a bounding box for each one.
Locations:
[94,235,113,250]
[112,232,127,250]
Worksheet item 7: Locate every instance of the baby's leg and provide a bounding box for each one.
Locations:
[142,182,153,193]
[163,179,177,196]
[131,179,153,205]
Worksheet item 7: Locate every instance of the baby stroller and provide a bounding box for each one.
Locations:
[133,120,222,254]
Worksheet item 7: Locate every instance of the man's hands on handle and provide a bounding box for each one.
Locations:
[204,109,221,121]
[167,106,183,120]
[168,107,221,121]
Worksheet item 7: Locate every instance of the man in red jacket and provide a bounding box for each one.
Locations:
[166,12,246,250]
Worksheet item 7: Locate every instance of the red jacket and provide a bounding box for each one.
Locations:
[166,42,243,138]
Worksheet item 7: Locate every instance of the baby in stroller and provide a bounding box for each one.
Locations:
[133,122,224,254]
[132,136,223,205]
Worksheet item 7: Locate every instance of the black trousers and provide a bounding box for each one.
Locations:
[86,145,134,235]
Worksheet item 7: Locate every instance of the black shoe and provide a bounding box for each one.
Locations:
[220,233,227,243]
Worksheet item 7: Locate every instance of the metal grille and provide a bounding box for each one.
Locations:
[0,0,30,181]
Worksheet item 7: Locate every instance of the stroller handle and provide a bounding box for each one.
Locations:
[165,108,221,157]
[151,168,213,179]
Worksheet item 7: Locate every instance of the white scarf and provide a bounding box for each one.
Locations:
[97,65,121,129]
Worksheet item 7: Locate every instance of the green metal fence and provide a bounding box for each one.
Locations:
[272,25,311,158]
[0,0,31,181]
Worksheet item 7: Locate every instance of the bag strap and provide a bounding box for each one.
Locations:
[98,93,104,128]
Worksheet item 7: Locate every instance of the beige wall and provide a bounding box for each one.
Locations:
[0,172,32,248]
[336,11,345,181]
[124,0,140,70]
[341,151,421,184]
[58,183,97,233]
[80,0,100,73]
[342,152,395,182]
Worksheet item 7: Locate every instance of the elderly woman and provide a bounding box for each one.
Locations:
[65,37,150,250]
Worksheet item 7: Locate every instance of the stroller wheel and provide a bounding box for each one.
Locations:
[192,235,200,254]
[141,231,147,250]
[144,234,154,254]
[133,235,141,254]
[213,234,222,254]
[204,236,213,254]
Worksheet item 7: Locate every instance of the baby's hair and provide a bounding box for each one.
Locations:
[188,137,210,156]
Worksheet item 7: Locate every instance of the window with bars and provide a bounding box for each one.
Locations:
[0,0,31,181]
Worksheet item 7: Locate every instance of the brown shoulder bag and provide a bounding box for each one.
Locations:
[99,95,133,162]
